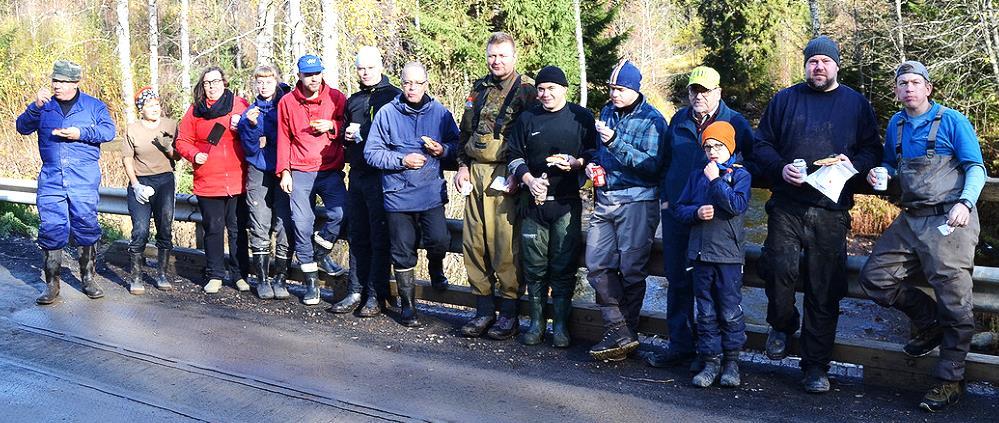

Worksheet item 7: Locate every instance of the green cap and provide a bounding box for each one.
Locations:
[687,66,720,90]
[51,60,82,82]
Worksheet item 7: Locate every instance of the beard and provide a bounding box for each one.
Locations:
[806,74,837,91]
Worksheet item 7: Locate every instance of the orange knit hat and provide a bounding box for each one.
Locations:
[701,121,736,154]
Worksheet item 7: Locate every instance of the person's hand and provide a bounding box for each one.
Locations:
[258,136,266,149]
[504,174,520,195]
[782,163,805,186]
[595,120,614,144]
[280,171,293,193]
[35,88,51,108]
[344,123,359,142]
[831,154,852,167]
[550,154,583,172]
[229,114,241,130]
[454,166,470,192]
[422,137,444,157]
[403,153,426,169]
[697,205,715,220]
[947,203,971,227]
[310,119,333,134]
[704,161,720,181]
[194,152,208,165]
[525,174,549,199]
[132,183,154,204]
[866,168,889,187]
[52,127,81,140]
[245,107,260,126]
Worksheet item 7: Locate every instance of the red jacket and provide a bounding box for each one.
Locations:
[276,82,347,175]
[175,96,249,197]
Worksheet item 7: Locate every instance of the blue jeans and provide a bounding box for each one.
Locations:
[127,172,175,253]
[661,209,695,354]
[693,261,746,356]
[347,172,390,299]
[290,169,346,265]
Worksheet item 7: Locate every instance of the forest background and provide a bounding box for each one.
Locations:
[0,0,997,256]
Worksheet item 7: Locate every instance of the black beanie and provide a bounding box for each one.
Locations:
[536,66,568,87]
[803,36,841,65]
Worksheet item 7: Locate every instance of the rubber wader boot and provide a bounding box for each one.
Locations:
[271,257,290,299]
[154,248,173,290]
[36,249,62,305]
[551,296,573,348]
[519,294,546,346]
[254,254,274,299]
[128,252,145,295]
[428,254,450,292]
[79,245,104,299]
[302,270,321,305]
[395,269,419,327]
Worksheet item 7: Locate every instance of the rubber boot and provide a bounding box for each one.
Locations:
[154,248,174,290]
[551,296,573,348]
[79,245,104,299]
[254,254,274,299]
[271,257,290,299]
[128,252,145,295]
[314,234,346,277]
[519,294,546,346]
[720,350,741,387]
[302,270,321,305]
[36,249,62,305]
[395,269,419,327]
[428,253,449,292]
[692,355,722,388]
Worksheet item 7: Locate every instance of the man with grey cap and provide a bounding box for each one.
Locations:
[749,36,882,393]
[859,60,985,412]
[16,60,117,305]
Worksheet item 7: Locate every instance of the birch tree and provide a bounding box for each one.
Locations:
[255,0,276,66]
[321,0,339,88]
[288,0,305,68]
[573,0,587,107]
[808,0,821,37]
[115,0,136,123]
[148,0,159,91]
[180,0,192,96]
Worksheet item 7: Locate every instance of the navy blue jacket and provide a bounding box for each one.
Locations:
[237,84,290,173]
[661,100,755,204]
[364,95,459,212]
[673,162,752,264]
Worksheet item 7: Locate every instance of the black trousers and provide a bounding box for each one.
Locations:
[386,206,449,270]
[761,199,850,371]
[198,195,242,280]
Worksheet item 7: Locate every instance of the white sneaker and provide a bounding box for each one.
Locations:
[235,278,250,292]
[204,279,223,293]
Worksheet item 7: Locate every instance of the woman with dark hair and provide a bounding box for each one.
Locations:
[175,66,250,293]
[122,86,179,294]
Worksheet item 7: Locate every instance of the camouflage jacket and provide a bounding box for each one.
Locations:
[457,72,538,165]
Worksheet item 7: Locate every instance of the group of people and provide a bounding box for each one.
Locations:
[15,32,985,412]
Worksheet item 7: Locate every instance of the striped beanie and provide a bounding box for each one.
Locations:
[135,86,158,111]
[607,59,642,92]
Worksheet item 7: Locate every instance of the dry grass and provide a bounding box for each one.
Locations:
[850,195,900,237]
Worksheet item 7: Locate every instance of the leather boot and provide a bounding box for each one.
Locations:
[79,245,103,299]
[519,295,546,346]
[36,249,62,305]
[589,325,639,361]
[428,253,449,292]
[692,355,723,387]
[551,296,573,348]
[302,270,321,305]
[128,252,145,295]
[487,298,520,340]
[271,257,290,299]
[330,292,361,314]
[313,233,346,276]
[720,350,741,387]
[357,294,381,317]
[395,269,419,327]
[254,254,274,299]
[154,248,173,290]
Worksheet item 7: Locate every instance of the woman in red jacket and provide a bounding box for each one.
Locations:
[175,66,250,294]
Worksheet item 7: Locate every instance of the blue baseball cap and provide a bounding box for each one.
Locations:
[297,55,324,74]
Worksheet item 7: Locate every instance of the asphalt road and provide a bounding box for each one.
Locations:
[0,238,996,422]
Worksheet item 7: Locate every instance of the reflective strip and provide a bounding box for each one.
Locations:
[313,231,334,250]
[301,262,319,272]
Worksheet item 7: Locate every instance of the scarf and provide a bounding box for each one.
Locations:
[193,89,234,119]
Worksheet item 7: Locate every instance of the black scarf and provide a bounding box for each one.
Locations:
[193,89,234,119]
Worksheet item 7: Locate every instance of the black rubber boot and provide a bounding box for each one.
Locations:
[128,252,145,295]
[271,257,290,299]
[720,350,741,387]
[395,269,419,327]
[460,295,496,337]
[428,253,449,292]
[313,235,346,277]
[36,249,62,305]
[302,270,321,306]
[551,296,572,348]
[357,294,381,317]
[79,245,103,299]
[692,355,722,387]
[588,325,639,361]
[154,248,174,291]
[519,294,546,346]
[254,254,274,300]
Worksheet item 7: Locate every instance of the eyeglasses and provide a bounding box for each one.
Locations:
[402,80,427,87]
[203,79,225,87]
[703,143,727,153]
[688,87,718,97]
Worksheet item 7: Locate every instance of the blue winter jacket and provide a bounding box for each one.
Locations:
[364,95,459,212]
[661,100,755,204]
[237,84,289,173]
[16,90,116,188]
[593,95,668,203]
[673,161,752,264]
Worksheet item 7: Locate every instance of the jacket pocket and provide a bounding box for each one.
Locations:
[383,171,406,193]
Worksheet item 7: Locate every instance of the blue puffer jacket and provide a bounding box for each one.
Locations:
[237,83,290,173]
[593,95,668,202]
[364,95,459,212]
[673,161,752,264]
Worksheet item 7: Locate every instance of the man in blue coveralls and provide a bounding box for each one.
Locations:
[16,60,117,305]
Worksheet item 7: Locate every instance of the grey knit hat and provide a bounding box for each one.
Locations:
[803,36,840,65]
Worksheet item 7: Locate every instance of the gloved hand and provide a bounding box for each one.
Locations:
[133,183,155,204]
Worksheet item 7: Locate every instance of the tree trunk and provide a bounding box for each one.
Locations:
[255,0,275,66]
[321,0,339,88]
[288,0,305,66]
[148,0,159,92]
[574,0,587,107]
[808,0,821,37]
[180,0,192,96]
[115,0,136,124]
[895,0,906,61]
[979,0,999,87]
